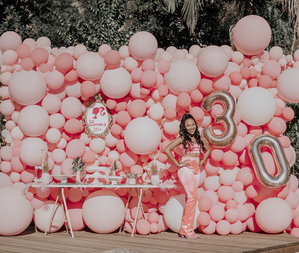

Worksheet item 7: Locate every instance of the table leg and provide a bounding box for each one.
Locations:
[131,188,143,237]
[60,188,74,238]
[119,188,132,233]
[44,189,60,236]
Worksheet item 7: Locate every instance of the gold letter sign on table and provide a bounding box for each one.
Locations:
[82,94,113,138]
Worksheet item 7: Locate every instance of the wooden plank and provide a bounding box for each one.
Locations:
[0,226,299,253]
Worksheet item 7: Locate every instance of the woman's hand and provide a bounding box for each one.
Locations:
[178,160,190,168]
[199,161,204,167]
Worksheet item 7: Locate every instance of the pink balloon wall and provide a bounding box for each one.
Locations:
[0,15,299,236]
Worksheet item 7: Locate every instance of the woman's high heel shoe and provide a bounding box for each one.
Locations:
[179,233,200,239]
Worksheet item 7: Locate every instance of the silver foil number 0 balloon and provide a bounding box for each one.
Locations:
[249,134,291,188]
[202,90,237,148]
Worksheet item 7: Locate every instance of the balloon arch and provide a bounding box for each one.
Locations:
[1,15,299,237]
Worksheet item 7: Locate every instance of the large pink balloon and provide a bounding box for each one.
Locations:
[233,15,271,55]
[0,31,22,53]
[164,59,201,94]
[124,117,161,155]
[8,70,47,106]
[100,67,132,99]
[18,105,50,136]
[277,68,299,103]
[20,138,47,166]
[82,190,125,233]
[255,198,292,233]
[0,186,33,235]
[128,31,158,60]
[66,139,86,159]
[76,52,105,81]
[197,46,229,77]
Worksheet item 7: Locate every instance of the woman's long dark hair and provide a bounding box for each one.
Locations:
[179,113,206,152]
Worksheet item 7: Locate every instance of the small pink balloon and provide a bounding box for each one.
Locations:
[209,204,225,222]
[3,50,18,66]
[30,47,49,66]
[225,208,239,223]
[267,117,286,135]
[116,111,131,127]
[42,94,61,114]
[136,219,151,235]
[55,52,73,73]
[46,70,65,90]
[157,60,170,74]
[61,97,82,119]
[216,220,231,236]
[140,70,157,87]
[177,92,191,108]
[104,50,121,69]
[197,212,210,226]
[77,52,105,81]
[82,151,96,164]
[127,99,146,118]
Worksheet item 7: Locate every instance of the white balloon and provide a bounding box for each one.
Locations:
[124,117,161,155]
[163,194,199,233]
[165,59,201,95]
[237,87,276,126]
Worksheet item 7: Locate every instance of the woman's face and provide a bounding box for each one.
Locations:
[184,118,196,136]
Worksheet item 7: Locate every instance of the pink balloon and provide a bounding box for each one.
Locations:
[0,31,22,53]
[120,150,138,167]
[60,97,82,119]
[81,81,96,97]
[201,220,216,235]
[140,70,157,87]
[55,52,73,73]
[198,79,213,94]
[127,99,146,118]
[197,46,229,77]
[229,71,242,85]
[211,149,224,162]
[49,113,65,129]
[233,15,271,55]
[225,208,239,223]
[46,128,61,143]
[262,60,281,79]
[66,139,86,159]
[20,138,47,166]
[157,60,170,74]
[197,212,210,226]
[216,220,231,236]
[222,151,238,167]
[128,31,157,61]
[61,158,74,175]
[68,188,83,203]
[100,67,132,99]
[267,117,286,135]
[11,157,25,172]
[42,94,61,114]
[3,50,18,66]
[236,167,253,186]
[0,99,15,116]
[68,203,86,231]
[20,169,35,184]
[64,119,83,134]
[89,138,106,154]
[18,105,50,136]
[46,70,65,90]
[255,198,292,233]
[218,186,234,202]
[0,145,13,161]
[177,92,191,108]
[104,50,121,69]
[76,52,105,81]
[82,151,96,164]
[282,107,295,121]
[8,70,47,106]
[230,220,243,235]
[52,149,66,163]
[209,204,225,222]
[31,47,49,67]
[136,219,151,235]
[0,161,11,173]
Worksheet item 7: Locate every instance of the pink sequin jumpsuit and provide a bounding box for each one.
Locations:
[178,143,202,236]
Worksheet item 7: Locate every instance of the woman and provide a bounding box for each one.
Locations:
[164,113,211,239]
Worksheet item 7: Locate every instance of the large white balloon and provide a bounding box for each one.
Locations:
[164,59,201,95]
[83,190,125,233]
[124,117,161,155]
[277,68,299,103]
[237,87,276,126]
[20,138,48,166]
[0,186,33,235]
[163,194,199,233]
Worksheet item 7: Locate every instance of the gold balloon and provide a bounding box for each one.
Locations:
[202,90,237,148]
[249,134,291,188]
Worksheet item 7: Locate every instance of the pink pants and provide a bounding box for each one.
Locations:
[178,156,201,236]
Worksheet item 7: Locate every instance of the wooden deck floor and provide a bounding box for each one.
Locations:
[1,226,299,253]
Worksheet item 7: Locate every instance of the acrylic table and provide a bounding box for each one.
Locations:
[32,183,174,238]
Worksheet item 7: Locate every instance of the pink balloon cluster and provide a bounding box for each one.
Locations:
[0,15,299,236]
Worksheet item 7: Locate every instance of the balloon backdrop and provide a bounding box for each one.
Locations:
[0,14,299,237]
